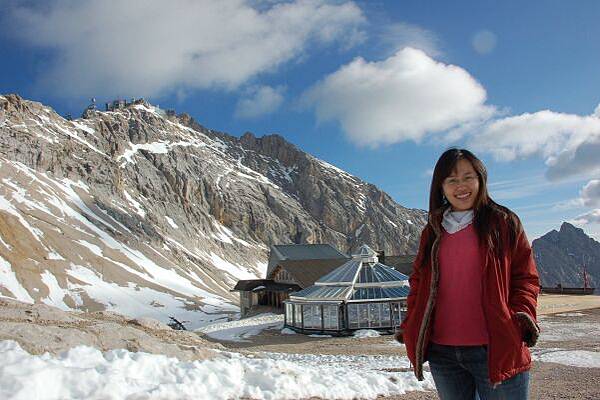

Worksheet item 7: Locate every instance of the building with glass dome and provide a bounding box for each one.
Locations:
[283,245,410,334]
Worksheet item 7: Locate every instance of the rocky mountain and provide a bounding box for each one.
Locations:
[532,222,600,288]
[0,94,426,328]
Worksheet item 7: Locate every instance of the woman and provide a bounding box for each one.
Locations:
[396,148,540,399]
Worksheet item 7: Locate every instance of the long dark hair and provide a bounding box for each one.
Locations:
[424,148,518,262]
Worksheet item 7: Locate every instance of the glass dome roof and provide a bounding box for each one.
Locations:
[289,244,409,301]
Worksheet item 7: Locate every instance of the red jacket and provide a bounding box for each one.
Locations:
[399,208,540,385]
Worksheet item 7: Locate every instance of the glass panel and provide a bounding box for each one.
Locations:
[369,303,380,327]
[323,305,338,330]
[391,302,401,327]
[359,303,369,328]
[303,305,310,328]
[348,304,359,329]
[295,304,303,327]
[317,260,360,283]
[302,305,322,329]
[315,305,323,329]
[285,303,293,325]
[380,303,391,327]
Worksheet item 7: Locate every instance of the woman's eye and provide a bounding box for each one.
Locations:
[446,178,458,185]
[465,176,474,181]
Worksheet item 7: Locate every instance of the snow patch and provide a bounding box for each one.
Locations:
[353,329,381,338]
[209,252,257,281]
[532,348,600,368]
[0,257,34,303]
[40,270,71,310]
[197,313,283,342]
[122,190,146,218]
[0,340,435,400]
[164,216,178,229]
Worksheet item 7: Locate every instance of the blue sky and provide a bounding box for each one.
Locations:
[1,0,599,240]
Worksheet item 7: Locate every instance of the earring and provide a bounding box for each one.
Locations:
[442,195,448,204]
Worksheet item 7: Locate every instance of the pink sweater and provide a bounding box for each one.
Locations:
[431,224,489,345]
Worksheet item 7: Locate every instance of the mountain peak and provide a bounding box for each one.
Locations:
[532,222,599,288]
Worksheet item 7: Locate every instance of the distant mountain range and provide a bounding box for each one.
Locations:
[532,222,599,289]
[0,94,426,328]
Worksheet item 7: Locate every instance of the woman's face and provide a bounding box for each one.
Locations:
[442,158,480,211]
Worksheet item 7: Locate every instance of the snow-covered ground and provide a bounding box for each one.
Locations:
[0,340,434,400]
[531,347,600,368]
[196,313,283,342]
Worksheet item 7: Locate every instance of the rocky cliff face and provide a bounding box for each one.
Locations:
[0,94,426,327]
[532,222,600,288]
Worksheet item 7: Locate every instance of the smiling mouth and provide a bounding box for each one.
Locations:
[455,192,471,200]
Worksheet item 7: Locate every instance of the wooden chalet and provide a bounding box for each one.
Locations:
[232,244,349,317]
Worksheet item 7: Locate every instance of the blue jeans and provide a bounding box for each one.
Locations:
[427,342,530,400]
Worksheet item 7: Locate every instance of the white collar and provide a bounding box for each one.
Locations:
[442,208,474,234]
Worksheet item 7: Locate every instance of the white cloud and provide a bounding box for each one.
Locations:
[235,85,285,118]
[572,209,600,225]
[301,47,496,147]
[468,106,600,226]
[581,179,600,208]
[472,30,497,55]
[5,0,365,98]
[468,106,600,180]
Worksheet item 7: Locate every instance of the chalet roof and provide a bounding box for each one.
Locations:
[232,279,301,293]
[274,258,349,288]
[382,255,416,276]
[266,243,349,282]
[271,244,348,261]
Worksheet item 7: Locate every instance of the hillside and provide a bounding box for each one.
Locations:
[0,94,426,327]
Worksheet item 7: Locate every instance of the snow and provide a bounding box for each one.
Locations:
[281,328,297,335]
[211,220,253,247]
[532,348,600,368]
[555,312,586,317]
[122,190,146,218]
[407,219,413,225]
[353,329,381,338]
[538,319,599,342]
[164,216,178,228]
[40,270,71,311]
[0,257,34,303]
[356,191,367,214]
[132,104,158,114]
[65,264,233,329]
[76,240,103,257]
[209,252,258,281]
[46,251,65,260]
[0,340,434,400]
[51,123,107,156]
[355,223,365,237]
[315,158,354,179]
[0,194,45,242]
[70,121,95,135]
[197,313,283,342]
[119,141,169,165]
[0,234,12,250]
